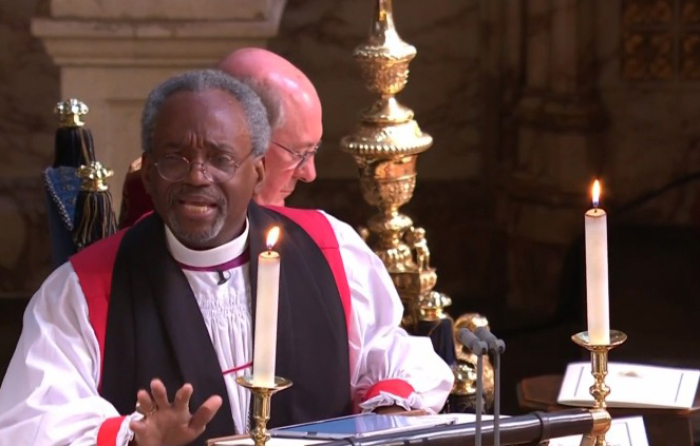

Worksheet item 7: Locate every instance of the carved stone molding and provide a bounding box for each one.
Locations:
[621,0,700,81]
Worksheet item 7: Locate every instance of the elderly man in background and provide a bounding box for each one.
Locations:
[119,49,322,227]
[219,48,322,207]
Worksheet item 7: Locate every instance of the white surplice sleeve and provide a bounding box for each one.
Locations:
[0,263,137,446]
[322,212,454,413]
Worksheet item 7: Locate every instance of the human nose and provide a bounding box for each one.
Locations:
[184,160,213,184]
[294,157,317,183]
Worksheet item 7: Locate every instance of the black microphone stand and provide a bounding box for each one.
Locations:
[457,328,488,446]
[474,327,506,446]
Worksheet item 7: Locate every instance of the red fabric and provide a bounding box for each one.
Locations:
[363,379,415,402]
[118,170,153,229]
[96,416,126,446]
[69,229,128,390]
[266,206,352,333]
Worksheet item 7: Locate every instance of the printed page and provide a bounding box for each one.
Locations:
[558,362,700,409]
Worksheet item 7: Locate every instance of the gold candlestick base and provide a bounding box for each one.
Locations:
[236,375,293,446]
[571,330,627,446]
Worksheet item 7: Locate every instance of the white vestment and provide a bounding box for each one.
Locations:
[0,211,454,446]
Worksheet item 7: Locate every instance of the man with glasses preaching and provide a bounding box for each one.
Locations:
[0,70,453,446]
[119,48,323,228]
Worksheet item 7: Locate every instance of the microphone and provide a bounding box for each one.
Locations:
[216,270,230,285]
[458,328,488,355]
[474,326,506,354]
[457,328,487,446]
[474,326,506,446]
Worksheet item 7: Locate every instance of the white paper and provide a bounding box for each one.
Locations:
[558,362,700,409]
[549,416,648,446]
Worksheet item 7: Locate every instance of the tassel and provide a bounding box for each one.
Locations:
[72,161,117,250]
[53,99,94,167]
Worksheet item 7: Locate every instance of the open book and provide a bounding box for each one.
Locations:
[557,362,700,409]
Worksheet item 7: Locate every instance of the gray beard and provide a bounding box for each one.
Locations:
[167,209,226,247]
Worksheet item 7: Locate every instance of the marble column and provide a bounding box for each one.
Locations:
[502,0,607,314]
[32,0,288,212]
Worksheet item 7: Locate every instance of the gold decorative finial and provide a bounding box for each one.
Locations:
[77,161,113,192]
[55,99,89,127]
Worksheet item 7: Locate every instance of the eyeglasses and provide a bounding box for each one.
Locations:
[271,141,320,170]
[154,151,253,183]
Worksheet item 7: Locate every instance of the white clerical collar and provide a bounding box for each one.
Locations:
[165,218,249,270]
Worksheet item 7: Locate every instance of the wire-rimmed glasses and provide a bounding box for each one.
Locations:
[271,141,320,170]
[154,151,253,182]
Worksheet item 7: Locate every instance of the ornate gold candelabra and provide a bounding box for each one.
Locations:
[236,376,292,446]
[572,330,627,445]
[341,0,494,406]
[340,0,438,328]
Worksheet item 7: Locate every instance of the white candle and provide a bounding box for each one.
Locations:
[252,226,281,387]
[584,180,610,345]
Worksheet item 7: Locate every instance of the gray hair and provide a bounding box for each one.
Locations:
[241,77,286,132]
[141,69,271,157]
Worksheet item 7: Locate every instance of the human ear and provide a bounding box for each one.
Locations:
[252,157,266,195]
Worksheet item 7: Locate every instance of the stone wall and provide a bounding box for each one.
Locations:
[0,0,57,295]
[598,0,700,225]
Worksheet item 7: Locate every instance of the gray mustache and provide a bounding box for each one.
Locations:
[167,186,226,207]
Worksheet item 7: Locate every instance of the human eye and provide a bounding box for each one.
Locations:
[209,153,236,169]
[160,154,185,166]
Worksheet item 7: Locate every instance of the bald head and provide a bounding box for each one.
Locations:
[219,48,321,128]
[219,48,323,206]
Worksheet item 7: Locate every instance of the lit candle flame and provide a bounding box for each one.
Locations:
[592,180,601,208]
[266,226,280,250]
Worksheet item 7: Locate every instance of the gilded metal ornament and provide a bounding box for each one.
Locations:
[342,0,496,409]
[77,161,114,192]
[55,99,89,127]
[453,314,496,409]
[340,0,441,328]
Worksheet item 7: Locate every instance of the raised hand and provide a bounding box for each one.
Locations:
[129,379,223,446]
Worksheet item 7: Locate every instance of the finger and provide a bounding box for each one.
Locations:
[150,378,170,410]
[189,395,223,432]
[173,383,193,412]
[129,419,148,437]
[136,389,156,414]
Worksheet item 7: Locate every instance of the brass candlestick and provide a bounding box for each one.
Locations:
[572,330,627,446]
[236,375,293,446]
